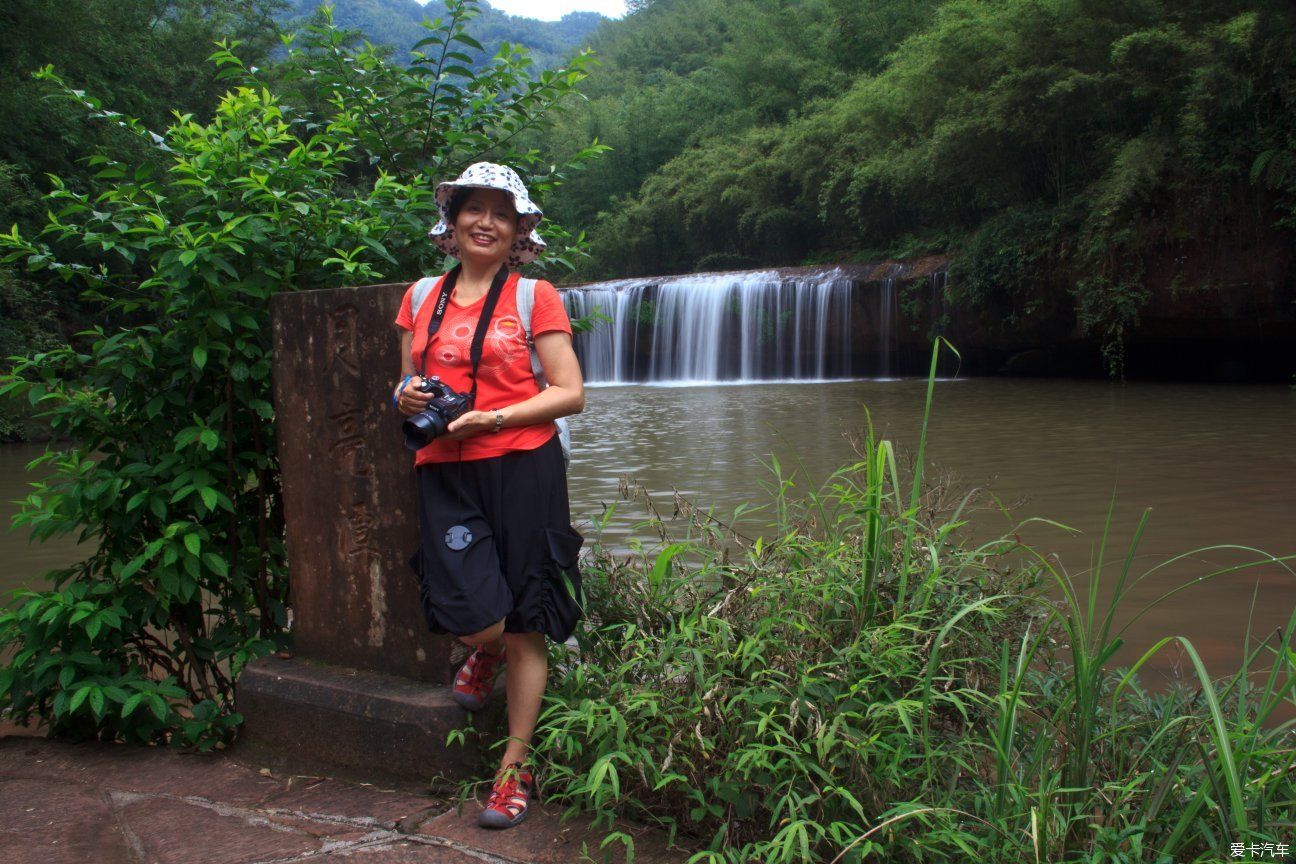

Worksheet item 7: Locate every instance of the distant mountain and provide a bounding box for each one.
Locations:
[277,0,605,69]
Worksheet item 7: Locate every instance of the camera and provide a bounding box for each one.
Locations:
[402,376,474,451]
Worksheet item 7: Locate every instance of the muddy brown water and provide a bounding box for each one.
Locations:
[4,379,1294,680]
[1,446,85,599]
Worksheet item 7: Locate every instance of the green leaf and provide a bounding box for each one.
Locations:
[193,345,207,371]
[183,534,201,556]
[159,568,180,596]
[120,553,148,580]
[451,33,484,50]
[69,685,92,713]
[121,693,144,718]
[202,552,229,577]
[199,486,218,510]
[89,688,105,718]
[149,694,168,721]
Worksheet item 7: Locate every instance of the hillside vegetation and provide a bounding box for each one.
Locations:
[537,0,1296,371]
[280,0,603,68]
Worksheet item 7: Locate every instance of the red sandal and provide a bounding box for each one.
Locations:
[478,762,537,829]
[451,643,505,711]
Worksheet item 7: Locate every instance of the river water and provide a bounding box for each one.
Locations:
[3,378,1293,678]
[562,378,1295,679]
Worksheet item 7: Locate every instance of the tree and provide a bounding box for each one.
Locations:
[0,0,291,439]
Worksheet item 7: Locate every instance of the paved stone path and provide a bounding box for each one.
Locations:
[0,732,683,864]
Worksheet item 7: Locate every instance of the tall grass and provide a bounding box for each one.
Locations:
[532,343,1296,863]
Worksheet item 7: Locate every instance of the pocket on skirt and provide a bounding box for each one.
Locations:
[508,525,584,643]
[408,518,512,637]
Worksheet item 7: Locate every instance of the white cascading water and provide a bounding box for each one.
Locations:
[563,269,858,385]
[878,277,896,379]
[929,270,947,337]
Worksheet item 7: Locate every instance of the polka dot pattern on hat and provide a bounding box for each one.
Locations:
[428,163,547,267]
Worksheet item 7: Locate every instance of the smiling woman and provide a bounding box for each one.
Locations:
[454,190,519,261]
[390,162,586,830]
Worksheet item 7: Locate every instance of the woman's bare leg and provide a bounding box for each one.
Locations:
[459,619,505,652]
[500,631,547,768]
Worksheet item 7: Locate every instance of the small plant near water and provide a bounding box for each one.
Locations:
[533,344,1296,863]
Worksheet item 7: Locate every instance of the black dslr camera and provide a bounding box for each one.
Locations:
[401,376,473,451]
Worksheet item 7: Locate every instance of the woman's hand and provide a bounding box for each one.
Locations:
[444,409,498,441]
[395,376,433,417]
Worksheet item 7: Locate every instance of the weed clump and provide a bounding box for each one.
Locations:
[541,456,1038,862]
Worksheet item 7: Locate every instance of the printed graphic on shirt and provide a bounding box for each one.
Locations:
[431,310,525,375]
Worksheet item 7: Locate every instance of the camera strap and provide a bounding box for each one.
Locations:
[417,265,459,375]
[419,263,510,405]
[465,266,510,403]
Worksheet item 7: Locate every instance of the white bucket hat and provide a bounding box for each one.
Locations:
[427,162,546,267]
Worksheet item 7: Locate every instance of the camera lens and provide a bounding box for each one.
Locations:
[402,408,449,451]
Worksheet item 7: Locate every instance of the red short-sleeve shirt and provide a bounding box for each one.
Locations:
[395,272,572,465]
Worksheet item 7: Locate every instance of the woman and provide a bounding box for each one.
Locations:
[392,162,584,829]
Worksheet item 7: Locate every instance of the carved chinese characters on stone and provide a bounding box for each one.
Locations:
[328,404,373,478]
[337,500,380,566]
[328,304,361,377]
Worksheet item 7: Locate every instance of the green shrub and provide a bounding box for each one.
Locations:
[948,205,1054,329]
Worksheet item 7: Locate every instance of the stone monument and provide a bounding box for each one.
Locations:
[236,280,489,786]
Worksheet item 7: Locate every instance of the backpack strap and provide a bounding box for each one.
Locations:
[514,277,571,466]
[409,275,443,321]
[515,277,546,383]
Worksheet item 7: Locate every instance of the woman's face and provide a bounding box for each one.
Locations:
[453,188,519,265]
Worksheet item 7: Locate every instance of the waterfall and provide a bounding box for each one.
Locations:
[563,269,860,385]
[878,277,896,379]
[929,270,947,336]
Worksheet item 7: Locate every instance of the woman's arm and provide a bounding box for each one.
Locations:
[400,330,415,378]
[444,330,584,438]
[394,329,435,416]
[503,330,585,424]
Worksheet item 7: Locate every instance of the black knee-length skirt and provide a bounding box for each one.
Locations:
[408,434,583,643]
